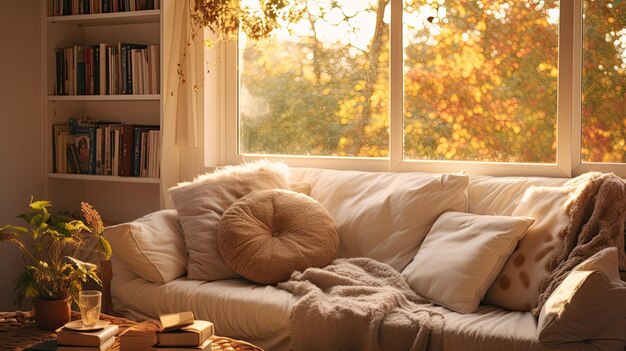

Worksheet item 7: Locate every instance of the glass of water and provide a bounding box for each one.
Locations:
[78,290,101,326]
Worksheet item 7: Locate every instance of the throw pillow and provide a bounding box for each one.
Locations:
[104,209,187,284]
[402,211,534,314]
[483,185,571,311]
[537,247,626,345]
[218,189,339,284]
[169,160,289,281]
[288,168,469,271]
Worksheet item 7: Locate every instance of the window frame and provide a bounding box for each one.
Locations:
[209,0,626,178]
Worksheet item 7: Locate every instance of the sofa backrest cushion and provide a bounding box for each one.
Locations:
[537,247,626,345]
[169,161,290,282]
[104,209,187,284]
[468,175,567,215]
[290,168,469,271]
[403,211,535,314]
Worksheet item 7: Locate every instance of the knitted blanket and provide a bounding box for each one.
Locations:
[278,257,443,351]
[532,172,626,317]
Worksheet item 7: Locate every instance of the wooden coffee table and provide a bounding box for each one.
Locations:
[0,311,263,351]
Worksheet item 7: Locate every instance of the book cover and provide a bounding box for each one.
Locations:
[158,312,194,332]
[153,338,212,351]
[57,335,115,351]
[156,320,214,347]
[56,324,119,347]
[75,134,91,174]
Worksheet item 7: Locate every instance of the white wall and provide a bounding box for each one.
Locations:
[0,0,44,310]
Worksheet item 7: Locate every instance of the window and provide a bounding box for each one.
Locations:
[581,0,626,163]
[217,0,626,177]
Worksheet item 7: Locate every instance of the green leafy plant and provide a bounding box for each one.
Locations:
[0,199,112,303]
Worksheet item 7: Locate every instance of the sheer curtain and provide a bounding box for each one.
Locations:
[161,0,205,207]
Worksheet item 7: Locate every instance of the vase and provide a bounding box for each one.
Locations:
[33,297,72,331]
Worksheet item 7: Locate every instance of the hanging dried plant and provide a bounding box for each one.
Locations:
[191,0,305,41]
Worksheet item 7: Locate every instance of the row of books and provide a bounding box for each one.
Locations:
[120,312,214,351]
[53,118,160,178]
[55,43,160,96]
[49,0,159,16]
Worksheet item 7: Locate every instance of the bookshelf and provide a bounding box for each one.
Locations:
[44,2,163,223]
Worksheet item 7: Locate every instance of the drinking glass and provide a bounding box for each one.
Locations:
[78,290,101,326]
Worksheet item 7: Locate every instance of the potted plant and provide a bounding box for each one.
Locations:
[0,199,112,330]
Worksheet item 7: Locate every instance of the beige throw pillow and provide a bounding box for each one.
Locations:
[484,185,571,311]
[104,210,187,284]
[218,189,339,284]
[169,161,289,281]
[537,248,626,345]
[402,211,534,314]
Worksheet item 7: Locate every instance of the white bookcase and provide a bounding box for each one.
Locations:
[44,4,163,223]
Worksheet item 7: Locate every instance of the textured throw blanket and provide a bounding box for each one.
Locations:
[278,258,443,351]
[532,172,626,317]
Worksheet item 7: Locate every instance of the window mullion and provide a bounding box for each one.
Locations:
[556,0,580,177]
[389,0,403,171]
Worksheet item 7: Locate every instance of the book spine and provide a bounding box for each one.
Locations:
[126,44,132,94]
[131,127,141,177]
[120,125,133,176]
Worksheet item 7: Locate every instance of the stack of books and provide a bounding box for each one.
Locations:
[119,312,214,351]
[55,324,119,351]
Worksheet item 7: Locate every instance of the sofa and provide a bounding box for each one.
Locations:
[104,165,626,351]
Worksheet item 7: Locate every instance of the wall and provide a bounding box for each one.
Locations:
[0,0,44,310]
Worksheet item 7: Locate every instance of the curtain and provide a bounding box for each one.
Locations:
[161,0,205,207]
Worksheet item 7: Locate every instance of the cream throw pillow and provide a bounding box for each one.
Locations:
[289,168,469,272]
[484,185,571,311]
[169,161,289,281]
[537,247,626,345]
[402,211,535,314]
[104,209,187,284]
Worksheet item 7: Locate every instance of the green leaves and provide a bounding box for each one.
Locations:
[3,198,111,301]
[98,237,113,260]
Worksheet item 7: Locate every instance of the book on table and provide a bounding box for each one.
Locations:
[156,320,214,347]
[119,320,160,351]
[56,324,119,347]
[57,336,115,351]
[153,338,212,351]
[158,311,194,332]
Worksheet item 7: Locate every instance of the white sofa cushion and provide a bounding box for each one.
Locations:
[468,175,568,216]
[290,168,469,271]
[537,247,626,345]
[169,161,289,281]
[403,211,534,314]
[104,209,187,284]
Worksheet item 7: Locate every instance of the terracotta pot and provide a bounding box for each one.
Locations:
[33,297,72,331]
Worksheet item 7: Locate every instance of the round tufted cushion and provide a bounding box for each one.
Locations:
[217,189,339,284]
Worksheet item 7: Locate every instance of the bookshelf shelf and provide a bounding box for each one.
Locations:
[46,10,160,26]
[47,94,160,101]
[45,2,163,223]
[48,173,160,184]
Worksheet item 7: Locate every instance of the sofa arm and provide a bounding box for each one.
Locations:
[103,209,188,285]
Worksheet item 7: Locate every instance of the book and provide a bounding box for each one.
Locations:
[156,320,214,347]
[154,338,212,351]
[159,312,194,332]
[119,320,159,351]
[57,336,115,351]
[56,324,119,347]
[120,124,134,176]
